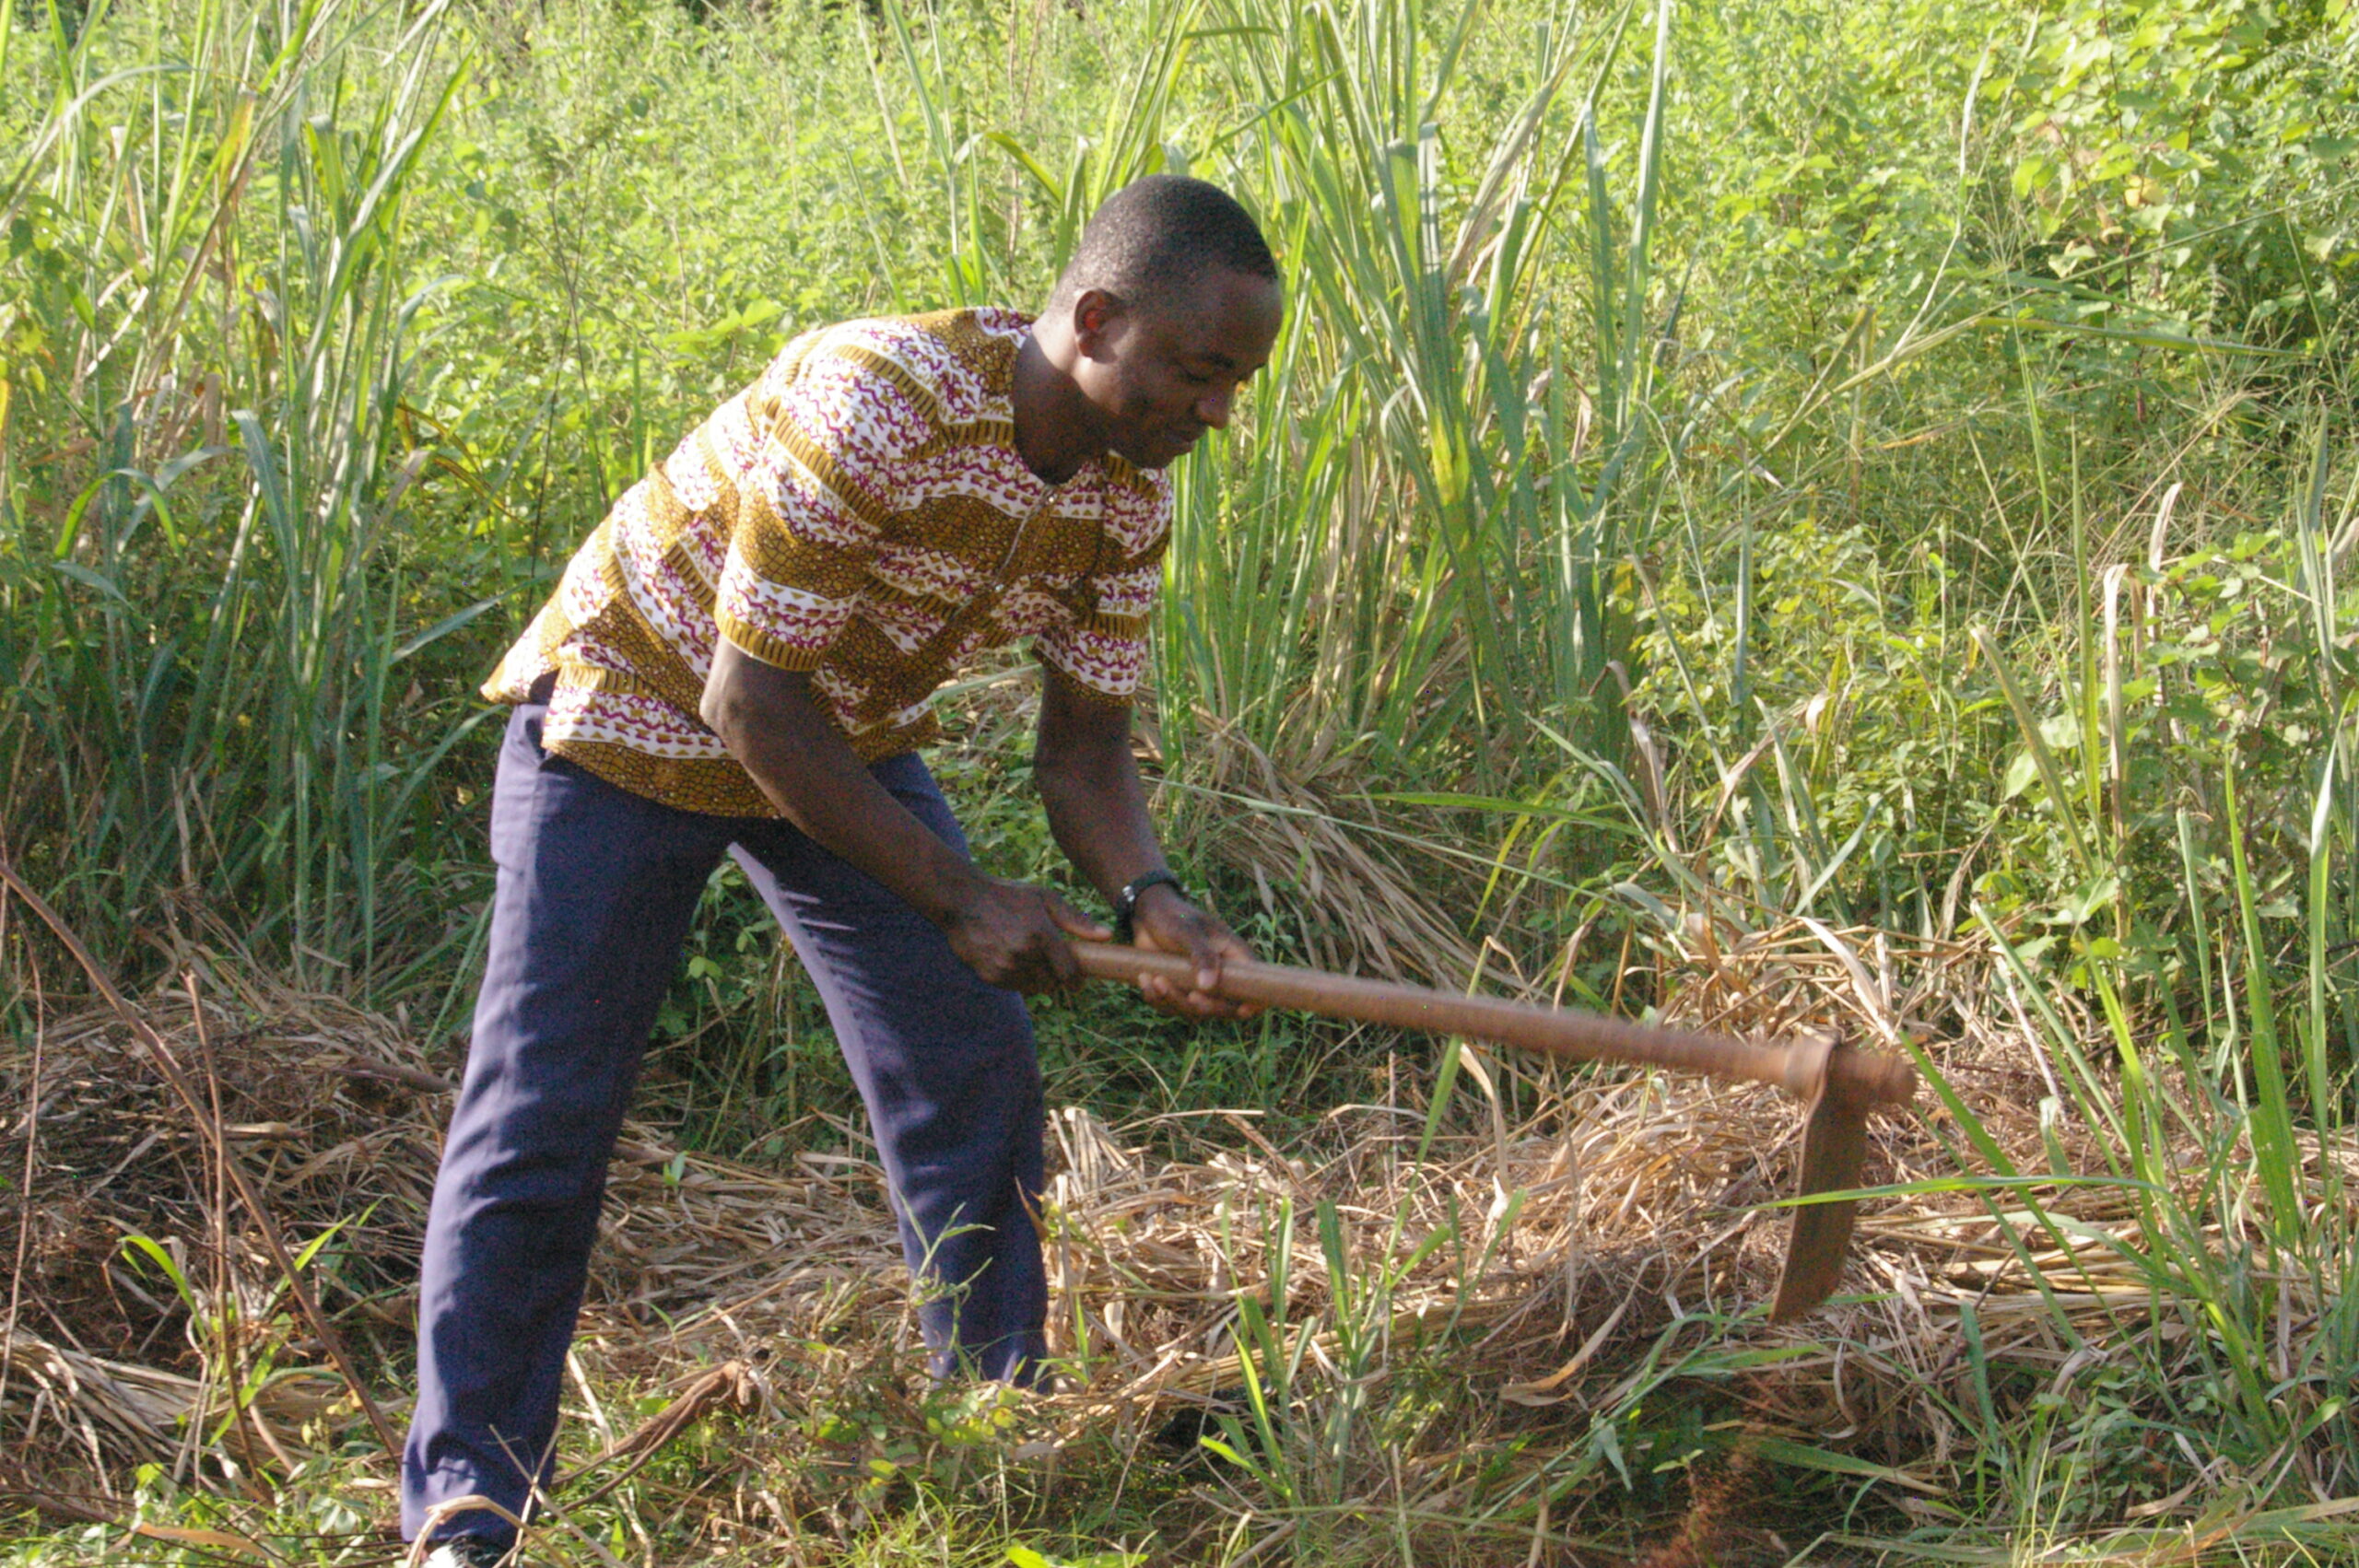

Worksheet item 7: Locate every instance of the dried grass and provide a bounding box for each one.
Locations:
[0,912,2329,1560]
[1174,720,1484,986]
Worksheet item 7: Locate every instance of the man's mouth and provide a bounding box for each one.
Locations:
[1130,425,1208,468]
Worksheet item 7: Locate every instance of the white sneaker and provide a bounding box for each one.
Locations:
[419,1539,511,1568]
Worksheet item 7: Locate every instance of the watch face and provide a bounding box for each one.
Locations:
[1123,872,1180,907]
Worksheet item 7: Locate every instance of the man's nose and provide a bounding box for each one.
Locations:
[1195,385,1233,429]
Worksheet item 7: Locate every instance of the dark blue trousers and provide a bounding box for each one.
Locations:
[401,704,1047,1546]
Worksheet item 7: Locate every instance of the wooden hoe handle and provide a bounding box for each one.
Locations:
[1070,941,1918,1108]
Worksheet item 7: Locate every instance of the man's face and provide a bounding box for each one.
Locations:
[1070,267,1285,470]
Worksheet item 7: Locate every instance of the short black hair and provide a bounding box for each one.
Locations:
[1048,175,1279,312]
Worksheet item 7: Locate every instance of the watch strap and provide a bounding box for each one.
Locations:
[1112,869,1188,943]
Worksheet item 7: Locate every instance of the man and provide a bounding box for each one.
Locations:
[402,176,1284,1564]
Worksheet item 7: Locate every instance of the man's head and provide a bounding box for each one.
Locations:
[1038,175,1284,471]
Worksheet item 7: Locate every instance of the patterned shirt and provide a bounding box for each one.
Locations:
[484,308,1173,817]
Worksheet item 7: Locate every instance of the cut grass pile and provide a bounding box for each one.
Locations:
[7,906,2353,1563]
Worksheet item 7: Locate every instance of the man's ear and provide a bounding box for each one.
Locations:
[1071,287,1128,360]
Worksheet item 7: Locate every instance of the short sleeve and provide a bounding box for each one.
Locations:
[1036,474,1172,704]
[713,340,923,671]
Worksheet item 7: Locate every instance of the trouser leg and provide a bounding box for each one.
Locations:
[402,706,728,1544]
[733,752,1048,1383]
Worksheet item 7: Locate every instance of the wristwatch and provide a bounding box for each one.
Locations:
[1111,869,1189,944]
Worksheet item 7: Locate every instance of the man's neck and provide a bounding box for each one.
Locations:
[1012,327,1105,486]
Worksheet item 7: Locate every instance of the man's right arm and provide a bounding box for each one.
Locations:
[699,639,1106,992]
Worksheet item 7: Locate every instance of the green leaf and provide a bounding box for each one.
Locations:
[120,1234,197,1313]
[2002,748,2039,800]
[1751,1435,1946,1493]
[51,559,130,605]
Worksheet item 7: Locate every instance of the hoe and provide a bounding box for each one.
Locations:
[1073,942,1919,1320]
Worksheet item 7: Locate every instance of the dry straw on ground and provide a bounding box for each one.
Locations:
[0,907,2336,1561]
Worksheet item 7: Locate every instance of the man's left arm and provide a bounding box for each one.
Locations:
[1033,672,1259,1022]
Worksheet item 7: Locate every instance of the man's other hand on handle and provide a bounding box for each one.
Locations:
[1124,883,1261,1022]
[941,877,1110,994]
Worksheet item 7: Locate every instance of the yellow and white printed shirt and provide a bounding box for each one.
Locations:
[484,307,1172,817]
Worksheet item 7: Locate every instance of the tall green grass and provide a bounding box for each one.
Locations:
[1159,0,1671,778]
[851,0,1687,790]
[7,0,2344,985]
[1,0,486,983]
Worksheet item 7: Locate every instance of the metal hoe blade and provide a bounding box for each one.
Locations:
[1769,1038,1880,1321]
